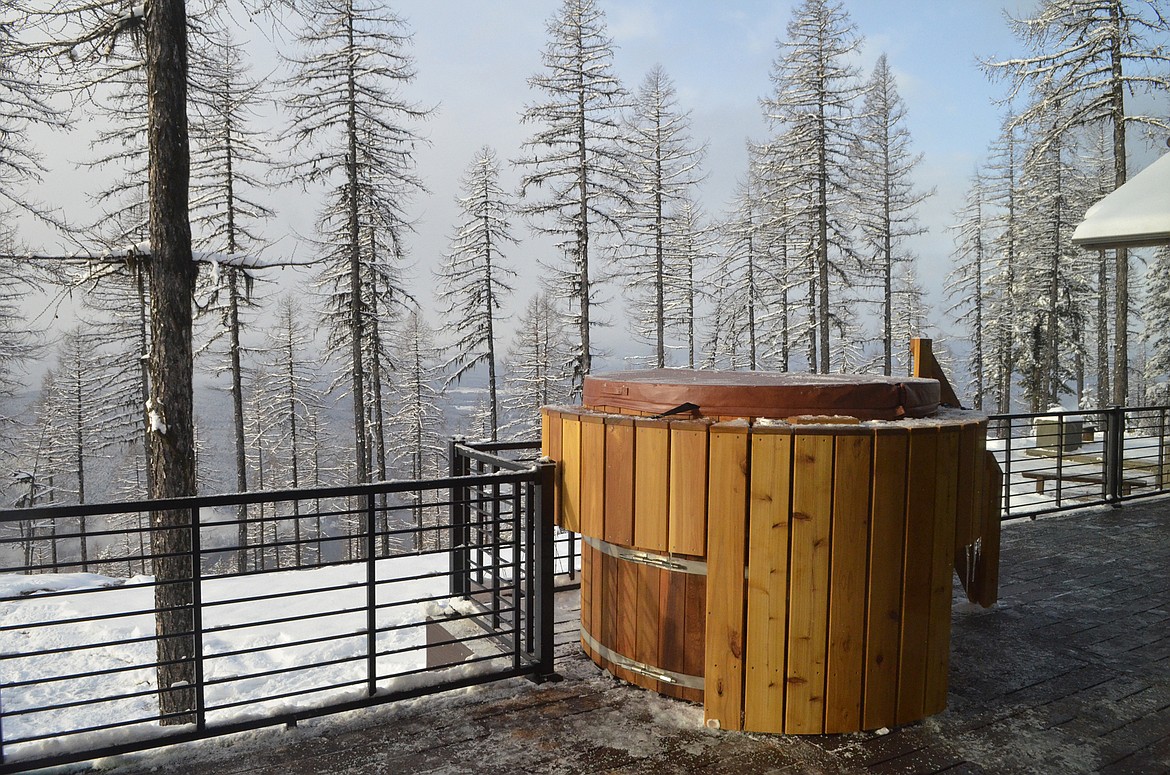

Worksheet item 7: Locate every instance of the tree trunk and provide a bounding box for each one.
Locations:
[229,270,248,573]
[146,0,198,726]
[1109,1,1128,406]
[346,11,369,487]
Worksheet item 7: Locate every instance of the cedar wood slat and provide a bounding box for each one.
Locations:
[925,426,961,715]
[863,430,909,730]
[634,420,670,553]
[703,425,750,731]
[897,427,939,725]
[744,430,793,732]
[825,434,873,733]
[669,421,709,556]
[785,433,834,734]
[604,419,635,547]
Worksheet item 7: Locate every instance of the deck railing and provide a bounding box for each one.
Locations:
[989,406,1170,518]
[4,409,1170,772]
[0,441,556,775]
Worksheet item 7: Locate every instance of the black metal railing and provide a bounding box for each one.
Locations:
[989,406,1170,519]
[0,447,556,774]
[449,438,580,589]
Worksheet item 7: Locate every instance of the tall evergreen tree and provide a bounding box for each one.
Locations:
[517,0,631,392]
[437,146,517,441]
[614,64,706,368]
[946,172,992,409]
[282,0,429,484]
[984,123,1025,414]
[853,54,931,376]
[760,0,864,373]
[985,0,1170,404]
[501,293,573,440]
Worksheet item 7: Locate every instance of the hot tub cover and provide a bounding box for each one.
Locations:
[583,369,940,420]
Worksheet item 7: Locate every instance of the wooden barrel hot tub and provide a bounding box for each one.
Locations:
[540,367,1001,734]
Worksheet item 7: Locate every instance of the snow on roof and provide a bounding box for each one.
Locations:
[1072,151,1170,249]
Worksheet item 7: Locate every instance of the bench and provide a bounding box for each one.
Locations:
[1021,470,1147,496]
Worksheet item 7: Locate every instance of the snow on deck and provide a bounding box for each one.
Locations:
[36,498,1170,775]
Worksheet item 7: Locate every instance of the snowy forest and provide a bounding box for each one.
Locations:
[1,0,1170,514]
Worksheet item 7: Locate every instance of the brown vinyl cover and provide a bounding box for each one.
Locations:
[582,369,940,420]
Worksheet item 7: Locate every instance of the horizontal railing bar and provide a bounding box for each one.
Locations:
[0,469,539,524]
[201,676,370,715]
[201,652,367,689]
[202,630,366,664]
[0,665,536,774]
[452,444,533,472]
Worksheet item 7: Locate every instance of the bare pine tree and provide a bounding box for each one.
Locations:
[501,293,573,440]
[853,54,931,376]
[189,28,274,569]
[1013,116,1094,411]
[665,199,715,368]
[760,0,864,373]
[437,146,517,441]
[281,0,428,484]
[256,294,326,567]
[983,123,1024,413]
[985,0,1170,404]
[0,0,64,217]
[946,172,992,409]
[517,0,631,392]
[614,64,706,368]
[392,310,444,551]
[25,0,200,719]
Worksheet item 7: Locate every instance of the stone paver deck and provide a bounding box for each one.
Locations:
[63,500,1170,774]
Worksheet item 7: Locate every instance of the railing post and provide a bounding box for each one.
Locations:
[191,506,206,732]
[1002,418,1013,518]
[510,483,522,671]
[1159,408,1168,491]
[1055,416,1065,509]
[448,437,468,598]
[1,673,6,766]
[529,458,558,682]
[365,493,378,696]
[1106,406,1125,506]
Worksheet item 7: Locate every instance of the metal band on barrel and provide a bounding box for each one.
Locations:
[580,629,705,691]
[581,535,707,575]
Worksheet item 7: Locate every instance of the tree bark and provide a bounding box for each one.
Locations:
[145,0,198,725]
[1109,1,1128,406]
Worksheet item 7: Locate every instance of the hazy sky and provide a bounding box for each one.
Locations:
[21,0,1118,365]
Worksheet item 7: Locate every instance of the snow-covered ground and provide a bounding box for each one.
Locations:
[989,424,1170,515]
[0,552,520,768]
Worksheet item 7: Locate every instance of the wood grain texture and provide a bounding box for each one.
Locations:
[897,427,939,725]
[974,451,1003,607]
[863,430,908,730]
[925,426,960,716]
[743,429,793,733]
[660,566,688,679]
[669,421,710,556]
[634,420,670,553]
[580,540,594,660]
[635,563,662,694]
[703,425,750,731]
[560,415,582,533]
[825,434,873,733]
[785,433,834,734]
[604,420,635,547]
[580,417,606,539]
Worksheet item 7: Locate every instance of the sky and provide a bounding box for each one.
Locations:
[21,0,1145,368]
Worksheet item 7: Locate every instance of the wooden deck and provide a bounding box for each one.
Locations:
[83,501,1170,774]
